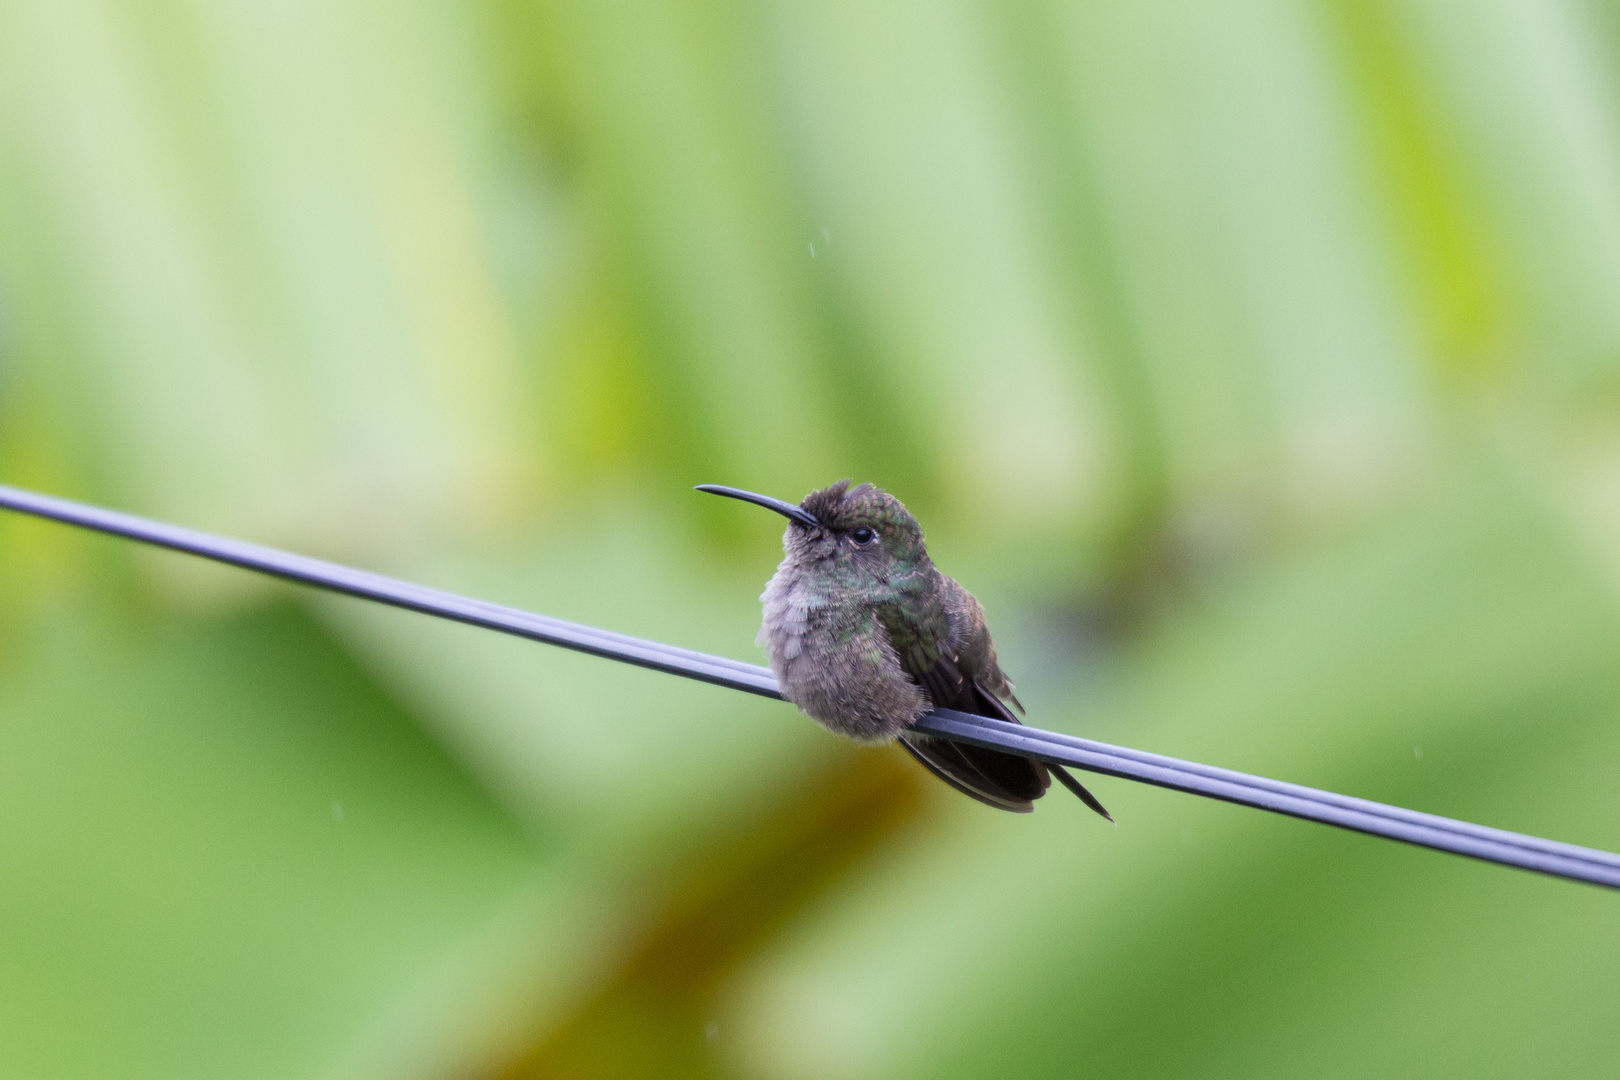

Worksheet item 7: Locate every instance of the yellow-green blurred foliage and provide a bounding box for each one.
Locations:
[1,1,1619,1077]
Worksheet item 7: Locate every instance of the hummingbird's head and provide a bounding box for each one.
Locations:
[695,480,928,574]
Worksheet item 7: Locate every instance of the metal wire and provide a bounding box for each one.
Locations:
[2,481,1616,890]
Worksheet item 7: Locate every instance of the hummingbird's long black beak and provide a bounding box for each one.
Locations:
[695,484,820,529]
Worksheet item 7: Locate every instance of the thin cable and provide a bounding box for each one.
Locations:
[0,484,778,696]
[1,482,1616,890]
[928,714,1620,874]
[917,711,1620,887]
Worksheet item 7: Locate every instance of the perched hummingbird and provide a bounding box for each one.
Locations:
[697,479,1111,820]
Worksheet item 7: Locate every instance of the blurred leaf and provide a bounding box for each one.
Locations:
[0,601,549,1080]
[0,0,533,561]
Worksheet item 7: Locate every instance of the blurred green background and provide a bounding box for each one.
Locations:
[2,0,1619,1076]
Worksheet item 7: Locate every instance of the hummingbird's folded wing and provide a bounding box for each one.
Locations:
[884,617,1054,811]
[971,680,1113,823]
[897,731,1041,813]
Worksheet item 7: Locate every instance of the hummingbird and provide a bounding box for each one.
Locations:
[697,480,1111,820]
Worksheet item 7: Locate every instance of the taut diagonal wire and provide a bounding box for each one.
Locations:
[1,482,1616,890]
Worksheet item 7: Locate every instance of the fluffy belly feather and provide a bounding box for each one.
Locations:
[758,567,926,742]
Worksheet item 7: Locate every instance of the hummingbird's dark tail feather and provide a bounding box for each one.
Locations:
[1050,763,1115,824]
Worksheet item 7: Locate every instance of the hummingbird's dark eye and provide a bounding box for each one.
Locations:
[851,527,877,546]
